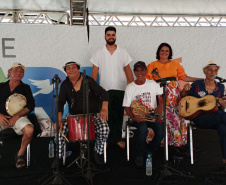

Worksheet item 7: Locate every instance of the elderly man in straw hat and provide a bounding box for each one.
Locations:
[0,62,35,169]
[181,60,226,172]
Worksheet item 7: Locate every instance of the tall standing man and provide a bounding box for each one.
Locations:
[0,63,35,169]
[91,26,134,148]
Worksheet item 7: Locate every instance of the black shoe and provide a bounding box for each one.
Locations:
[209,163,226,175]
[220,163,226,173]
[94,151,104,165]
[135,156,143,167]
[51,158,63,169]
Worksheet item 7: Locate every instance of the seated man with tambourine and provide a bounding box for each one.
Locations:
[123,61,164,167]
[0,62,35,169]
[55,61,109,165]
[180,60,226,172]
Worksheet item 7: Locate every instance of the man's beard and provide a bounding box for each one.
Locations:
[106,39,116,45]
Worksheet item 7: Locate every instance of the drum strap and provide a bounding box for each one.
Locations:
[70,73,81,109]
[73,73,81,86]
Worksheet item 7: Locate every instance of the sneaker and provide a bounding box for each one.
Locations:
[95,151,104,165]
[135,156,143,167]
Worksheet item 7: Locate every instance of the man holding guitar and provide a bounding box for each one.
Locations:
[180,60,226,171]
[123,61,164,167]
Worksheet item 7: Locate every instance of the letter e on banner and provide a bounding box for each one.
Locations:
[2,38,16,58]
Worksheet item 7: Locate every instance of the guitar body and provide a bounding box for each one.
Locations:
[130,100,156,122]
[179,95,218,120]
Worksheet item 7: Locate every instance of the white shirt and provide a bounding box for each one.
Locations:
[90,45,132,91]
[123,79,163,109]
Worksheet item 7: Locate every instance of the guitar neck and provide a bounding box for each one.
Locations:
[216,97,226,101]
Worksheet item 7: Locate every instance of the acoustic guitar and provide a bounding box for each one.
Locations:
[178,95,219,120]
[130,100,156,122]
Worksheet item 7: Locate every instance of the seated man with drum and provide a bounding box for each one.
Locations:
[180,60,226,171]
[56,61,109,165]
[123,61,164,167]
[0,62,35,169]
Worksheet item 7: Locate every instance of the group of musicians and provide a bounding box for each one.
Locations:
[0,26,226,171]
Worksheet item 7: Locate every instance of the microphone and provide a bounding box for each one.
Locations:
[52,74,61,84]
[151,68,158,75]
[55,74,61,83]
[214,75,226,82]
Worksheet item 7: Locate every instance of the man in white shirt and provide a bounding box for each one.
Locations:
[91,26,134,148]
[123,61,164,166]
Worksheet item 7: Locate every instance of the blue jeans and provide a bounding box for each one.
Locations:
[193,110,226,159]
[133,121,164,157]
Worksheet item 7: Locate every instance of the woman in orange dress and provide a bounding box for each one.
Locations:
[146,43,202,146]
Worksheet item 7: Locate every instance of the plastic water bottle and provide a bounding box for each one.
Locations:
[146,154,152,176]
[66,151,72,157]
[49,140,54,158]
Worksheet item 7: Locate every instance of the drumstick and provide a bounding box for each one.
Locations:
[60,130,69,143]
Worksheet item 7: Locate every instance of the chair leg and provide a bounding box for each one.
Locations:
[104,142,107,163]
[126,124,130,161]
[63,144,66,165]
[27,143,30,166]
[189,125,194,164]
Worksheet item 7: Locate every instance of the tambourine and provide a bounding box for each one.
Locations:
[5,93,27,116]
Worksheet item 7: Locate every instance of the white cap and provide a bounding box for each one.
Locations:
[9,62,27,71]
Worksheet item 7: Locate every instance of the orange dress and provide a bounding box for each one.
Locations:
[146,60,188,146]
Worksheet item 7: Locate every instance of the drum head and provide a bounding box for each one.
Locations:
[5,93,27,116]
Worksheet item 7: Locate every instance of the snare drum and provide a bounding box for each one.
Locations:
[5,93,27,116]
[67,114,95,142]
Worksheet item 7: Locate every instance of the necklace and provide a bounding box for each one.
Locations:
[73,73,81,86]
[204,78,216,94]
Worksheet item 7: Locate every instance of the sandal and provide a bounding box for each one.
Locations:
[15,153,26,169]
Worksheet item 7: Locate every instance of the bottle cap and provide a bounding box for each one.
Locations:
[148,154,151,157]
[50,140,53,143]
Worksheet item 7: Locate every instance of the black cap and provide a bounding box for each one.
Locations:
[133,61,147,71]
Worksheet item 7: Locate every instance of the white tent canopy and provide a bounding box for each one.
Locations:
[88,0,226,15]
[0,0,226,15]
[0,0,69,11]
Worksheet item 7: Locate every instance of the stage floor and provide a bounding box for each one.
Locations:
[0,128,226,185]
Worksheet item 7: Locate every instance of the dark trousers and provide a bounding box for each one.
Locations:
[107,90,125,144]
[133,121,164,157]
[193,110,226,159]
